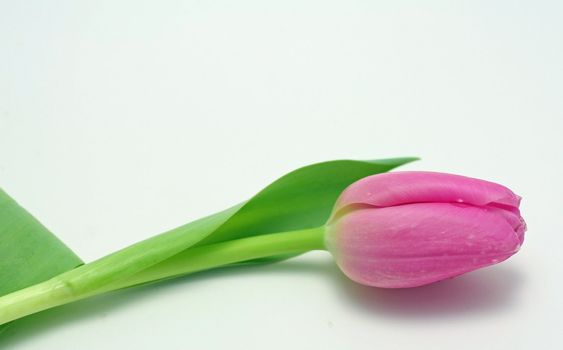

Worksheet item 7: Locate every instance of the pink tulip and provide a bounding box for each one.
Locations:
[325,171,526,288]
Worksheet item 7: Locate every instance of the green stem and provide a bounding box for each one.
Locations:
[0,226,326,325]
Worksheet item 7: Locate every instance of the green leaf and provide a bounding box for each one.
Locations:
[0,188,83,298]
[121,157,418,285]
[197,157,419,245]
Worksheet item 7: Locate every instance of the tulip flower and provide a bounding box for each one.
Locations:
[0,158,525,329]
[325,171,526,288]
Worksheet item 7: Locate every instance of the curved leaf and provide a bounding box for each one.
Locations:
[196,157,418,245]
[121,157,418,286]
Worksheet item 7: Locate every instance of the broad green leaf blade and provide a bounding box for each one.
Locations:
[121,157,417,286]
[196,157,418,246]
[0,188,83,297]
[208,157,418,265]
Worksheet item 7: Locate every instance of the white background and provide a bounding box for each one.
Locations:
[1,1,562,349]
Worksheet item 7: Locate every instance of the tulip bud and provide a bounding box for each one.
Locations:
[325,171,526,288]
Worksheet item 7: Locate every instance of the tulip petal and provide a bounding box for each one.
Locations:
[326,202,522,288]
[332,171,522,219]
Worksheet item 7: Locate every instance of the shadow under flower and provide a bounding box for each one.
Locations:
[328,261,524,320]
[0,257,524,346]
